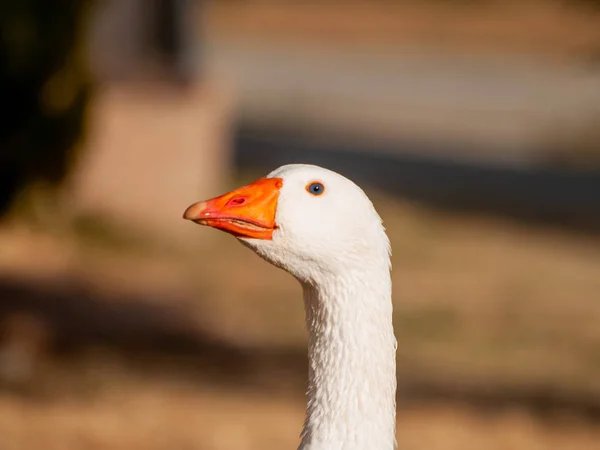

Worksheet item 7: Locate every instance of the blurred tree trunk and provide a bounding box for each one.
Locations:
[0,1,94,216]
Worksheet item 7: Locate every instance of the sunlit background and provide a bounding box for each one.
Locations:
[1,1,600,449]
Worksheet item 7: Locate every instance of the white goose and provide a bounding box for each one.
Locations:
[184,164,397,450]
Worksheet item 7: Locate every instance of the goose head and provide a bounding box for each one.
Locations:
[183,164,390,284]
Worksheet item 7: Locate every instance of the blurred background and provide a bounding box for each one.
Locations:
[1,1,600,449]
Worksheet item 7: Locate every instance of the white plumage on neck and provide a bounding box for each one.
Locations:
[299,269,397,450]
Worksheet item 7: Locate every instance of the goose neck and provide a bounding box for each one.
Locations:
[299,273,397,450]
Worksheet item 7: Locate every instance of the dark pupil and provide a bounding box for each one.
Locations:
[310,183,322,194]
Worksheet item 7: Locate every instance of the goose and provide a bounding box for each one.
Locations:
[183,164,397,450]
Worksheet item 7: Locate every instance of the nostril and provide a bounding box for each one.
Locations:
[227,196,247,207]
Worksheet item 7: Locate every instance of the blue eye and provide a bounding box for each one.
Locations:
[306,182,325,196]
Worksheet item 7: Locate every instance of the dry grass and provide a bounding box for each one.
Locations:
[1,369,599,450]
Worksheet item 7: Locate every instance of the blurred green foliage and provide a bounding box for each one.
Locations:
[0,1,94,215]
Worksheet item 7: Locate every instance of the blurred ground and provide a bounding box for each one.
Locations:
[2,383,600,450]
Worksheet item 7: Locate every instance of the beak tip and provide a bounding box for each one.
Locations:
[183,201,206,221]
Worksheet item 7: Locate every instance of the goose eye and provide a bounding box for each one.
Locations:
[306,182,325,196]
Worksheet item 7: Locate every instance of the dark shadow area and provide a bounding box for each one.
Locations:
[233,123,600,234]
[1,276,600,423]
[0,1,93,215]
[0,275,306,388]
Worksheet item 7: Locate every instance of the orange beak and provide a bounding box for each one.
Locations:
[183,177,283,240]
